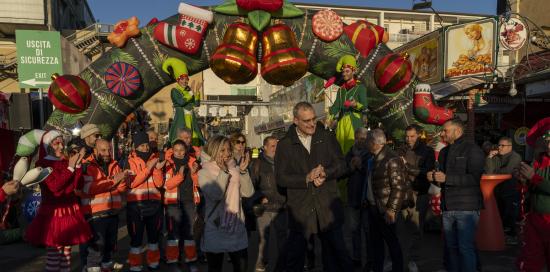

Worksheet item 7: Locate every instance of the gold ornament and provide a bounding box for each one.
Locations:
[261,23,308,86]
[210,22,258,84]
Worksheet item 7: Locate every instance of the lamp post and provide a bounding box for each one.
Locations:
[412,0,444,28]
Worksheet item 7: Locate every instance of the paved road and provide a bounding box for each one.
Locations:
[0,210,522,272]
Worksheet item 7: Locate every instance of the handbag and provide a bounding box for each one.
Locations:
[192,172,230,241]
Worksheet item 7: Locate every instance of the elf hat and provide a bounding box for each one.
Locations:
[162,57,188,81]
[336,55,357,72]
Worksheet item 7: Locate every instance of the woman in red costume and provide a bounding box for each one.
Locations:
[25,130,92,271]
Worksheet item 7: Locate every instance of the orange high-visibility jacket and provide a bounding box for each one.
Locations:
[163,151,200,205]
[127,152,164,202]
[79,156,127,215]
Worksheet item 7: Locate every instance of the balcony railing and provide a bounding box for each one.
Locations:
[388,33,422,43]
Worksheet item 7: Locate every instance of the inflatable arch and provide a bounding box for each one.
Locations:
[45,4,451,140]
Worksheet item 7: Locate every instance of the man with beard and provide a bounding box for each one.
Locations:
[127,131,165,271]
[80,139,129,271]
[428,119,484,272]
[80,124,101,157]
[397,125,435,272]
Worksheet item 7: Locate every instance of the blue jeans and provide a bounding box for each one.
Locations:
[442,210,480,272]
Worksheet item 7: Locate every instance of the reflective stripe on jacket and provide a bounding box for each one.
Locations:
[79,156,127,215]
[127,152,163,202]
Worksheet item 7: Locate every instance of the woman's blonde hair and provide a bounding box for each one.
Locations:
[207,135,231,161]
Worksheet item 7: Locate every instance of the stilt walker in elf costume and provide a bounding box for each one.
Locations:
[328,55,367,154]
[517,128,550,272]
[163,58,205,146]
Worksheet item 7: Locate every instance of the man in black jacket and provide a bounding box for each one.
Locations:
[251,136,287,272]
[275,102,352,272]
[397,124,435,272]
[428,119,484,272]
[344,127,373,269]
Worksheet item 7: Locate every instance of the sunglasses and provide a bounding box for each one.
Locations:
[498,144,511,147]
[235,140,246,144]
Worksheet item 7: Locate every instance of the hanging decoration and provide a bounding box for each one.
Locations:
[499,17,527,51]
[413,84,454,125]
[154,3,213,55]
[374,52,413,94]
[48,73,92,114]
[104,62,142,97]
[261,23,308,86]
[214,0,304,31]
[344,20,389,57]
[211,22,259,84]
[108,16,140,48]
[311,9,343,42]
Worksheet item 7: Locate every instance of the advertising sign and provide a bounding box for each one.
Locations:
[444,18,497,80]
[396,30,442,84]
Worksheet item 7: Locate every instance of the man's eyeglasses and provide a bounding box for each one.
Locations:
[235,140,246,144]
[498,144,511,147]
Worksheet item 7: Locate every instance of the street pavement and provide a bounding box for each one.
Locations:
[0,210,523,272]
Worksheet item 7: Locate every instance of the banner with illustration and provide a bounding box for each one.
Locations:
[396,30,442,84]
[444,18,497,80]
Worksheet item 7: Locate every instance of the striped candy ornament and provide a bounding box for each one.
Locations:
[374,53,413,94]
[105,62,142,97]
[48,73,91,114]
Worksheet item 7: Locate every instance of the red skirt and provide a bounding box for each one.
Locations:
[25,202,92,247]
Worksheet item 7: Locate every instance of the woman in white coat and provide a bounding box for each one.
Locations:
[198,135,254,272]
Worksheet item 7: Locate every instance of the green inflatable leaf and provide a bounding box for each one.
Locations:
[271,1,304,18]
[214,0,248,16]
[248,10,271,31]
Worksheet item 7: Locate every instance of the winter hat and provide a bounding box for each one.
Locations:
[133,131,149,148]
[80,124,100,139]
[42,130,62,151]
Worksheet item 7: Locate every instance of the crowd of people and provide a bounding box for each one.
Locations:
[0,101,549,272]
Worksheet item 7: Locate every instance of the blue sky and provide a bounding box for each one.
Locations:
[88,0,497,25]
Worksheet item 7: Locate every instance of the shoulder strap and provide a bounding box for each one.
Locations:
[206,172,231,220]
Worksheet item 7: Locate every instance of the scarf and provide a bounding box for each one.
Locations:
[136,150,151,162]
[342,78,358,90]
[173,156,189,173]
[202,160,242,233]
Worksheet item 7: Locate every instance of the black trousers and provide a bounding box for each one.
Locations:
[286,226,352,272]
[87,215,119,266]
[206,248,248,272]
[369,206,403,272]
[127,202,163,247]
[165,201,195,241]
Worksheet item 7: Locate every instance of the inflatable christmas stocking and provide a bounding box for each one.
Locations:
[154,3,213,54]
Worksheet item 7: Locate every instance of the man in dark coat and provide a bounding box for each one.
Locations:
[344,127,374,269]
[396,124,435,272]
[275,102,352,272]
[428,119,484,272]
[251,136,287,271]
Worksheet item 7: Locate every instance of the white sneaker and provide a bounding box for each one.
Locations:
[408,261,419,272]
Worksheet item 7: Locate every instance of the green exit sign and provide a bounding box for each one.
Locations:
[16,30,63,88]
